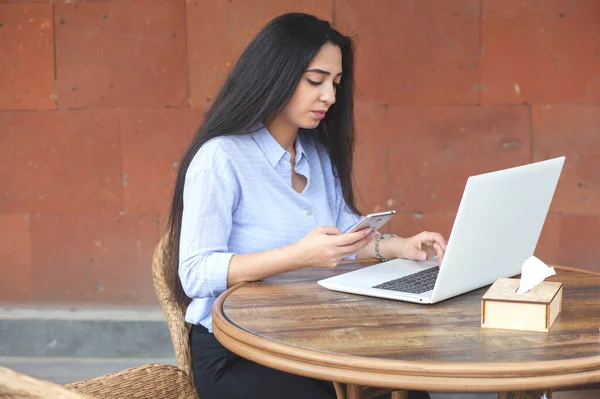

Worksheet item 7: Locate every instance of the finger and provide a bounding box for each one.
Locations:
[340,232,374,257]
[424,245,437,259]
[333,228,373,247]
[404,243,427,261]
[318,226,342,236]
[419,231,447,250]
[433,242,445,260]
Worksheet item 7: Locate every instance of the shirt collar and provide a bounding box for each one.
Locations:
[251,127,309,168]
[294,132,309,164]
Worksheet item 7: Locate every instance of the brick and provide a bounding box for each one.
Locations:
[533,213,561,265]
[387,106,530,213]
[558,214,600,272]
[0,3,55,110]
[54,0,187,109]
[532,105,600,214]
[353,103,388,215]
[335,0,481,105]
[121,108,202,213]
[187,0,333,106]
[0,214,31,302]
[31,212,159,304]
[482,0,600,104]
[388,212,455,242]
[0,110,122,213]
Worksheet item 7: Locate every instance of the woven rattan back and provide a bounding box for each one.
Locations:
[152,233,193,380]
[66,364,198,399]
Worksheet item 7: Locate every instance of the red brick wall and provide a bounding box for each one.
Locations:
[1,0,598,306]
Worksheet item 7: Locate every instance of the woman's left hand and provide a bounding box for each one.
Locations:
[399,231,447,262]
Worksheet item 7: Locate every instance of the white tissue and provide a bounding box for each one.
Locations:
[516,256,556,294]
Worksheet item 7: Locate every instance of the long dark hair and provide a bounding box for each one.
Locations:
[166,13,358,302]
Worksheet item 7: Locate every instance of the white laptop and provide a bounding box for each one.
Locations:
[318,157,565,304]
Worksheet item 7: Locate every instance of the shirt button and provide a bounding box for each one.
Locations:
[307,210,313,216]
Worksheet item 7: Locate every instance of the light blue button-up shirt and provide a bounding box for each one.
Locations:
[179,127,362,332]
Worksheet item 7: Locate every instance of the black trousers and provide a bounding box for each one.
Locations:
[190,324,430,399]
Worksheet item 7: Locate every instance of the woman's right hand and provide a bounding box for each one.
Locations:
[292,226,375,268]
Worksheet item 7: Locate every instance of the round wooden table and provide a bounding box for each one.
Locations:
[212,263,600,398]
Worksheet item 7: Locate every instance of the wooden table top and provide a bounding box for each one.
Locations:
[212,263,600,392]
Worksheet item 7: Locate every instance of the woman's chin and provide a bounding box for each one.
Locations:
[300,119,322,130]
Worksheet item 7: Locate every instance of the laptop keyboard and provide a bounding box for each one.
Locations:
[372,267,440,294]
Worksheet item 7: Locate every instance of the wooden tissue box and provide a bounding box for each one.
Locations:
[481,277,563,332]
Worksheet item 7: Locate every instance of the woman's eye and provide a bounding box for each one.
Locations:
[307,79,341,89]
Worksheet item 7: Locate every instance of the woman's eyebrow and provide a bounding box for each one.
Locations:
[305,68,343,77]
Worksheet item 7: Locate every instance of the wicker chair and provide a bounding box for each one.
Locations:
[0,363,198,399]
[152,234,193,380]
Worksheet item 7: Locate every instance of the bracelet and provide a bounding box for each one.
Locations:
[375,233,398,262]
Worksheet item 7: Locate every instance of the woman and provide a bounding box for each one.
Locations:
[166,12,445,399]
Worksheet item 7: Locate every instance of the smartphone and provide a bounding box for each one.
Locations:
[344,210,396,234]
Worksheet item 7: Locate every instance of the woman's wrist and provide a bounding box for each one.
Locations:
[287,242,308,269]
[377,235,405,260]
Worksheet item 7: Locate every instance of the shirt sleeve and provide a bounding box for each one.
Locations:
[334,177,363,260]
[178,163,239,299]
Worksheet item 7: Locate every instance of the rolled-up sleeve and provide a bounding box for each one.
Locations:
[179,164,238,299]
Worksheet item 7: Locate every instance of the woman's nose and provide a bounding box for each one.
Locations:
[320,84,336,105]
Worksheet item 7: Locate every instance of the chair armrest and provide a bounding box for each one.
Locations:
[0,365,85,398]
[65,364,198,399]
